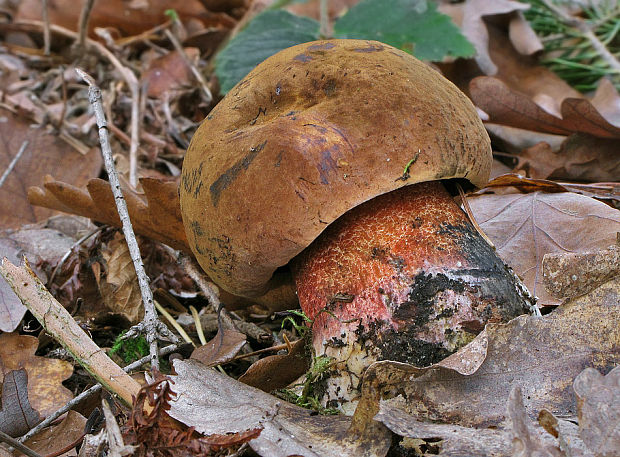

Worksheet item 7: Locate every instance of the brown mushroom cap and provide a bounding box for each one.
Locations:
[180,39,491,298]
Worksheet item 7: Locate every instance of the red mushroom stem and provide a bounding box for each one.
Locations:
[291,181,530,411]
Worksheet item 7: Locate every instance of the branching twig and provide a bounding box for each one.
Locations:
[0,140,28,188]
[75,68,178,369]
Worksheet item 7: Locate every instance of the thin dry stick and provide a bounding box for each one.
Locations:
[76,0,95,52]
[0,258,141,404]
[18,343,180,444]
[164,28,212,104]
[41,0,50,55]
[179,252,221,312]
[0,140,28,188]
[0,431,42,457]
[75,68,178,369]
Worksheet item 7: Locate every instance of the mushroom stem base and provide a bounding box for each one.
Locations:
[291,181,531,413]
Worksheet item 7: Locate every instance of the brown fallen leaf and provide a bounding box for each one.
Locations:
[98,231,143,324]
[515,134,620,183]
[0,333,73,418]
[470,76,620,139]
[19,410,86,457]
[239,339,309,392]
[360,275,619,427]
[573,366,620,455]
[467,190,620,304]
[190,328,247,367]
[141,48,200,98]
[0,369,41,437]
[168,359,391,457]
[0,108,102,229]
[15,0,219,38]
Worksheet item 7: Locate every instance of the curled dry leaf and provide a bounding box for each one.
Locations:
[573,366,620,455]
[0,369,41,437]
[360,275,619,428]
[467,191,620,304]
[0,333,73,418]
[168,359,391,457]
[470,76,620,139]
[98,231,143,324]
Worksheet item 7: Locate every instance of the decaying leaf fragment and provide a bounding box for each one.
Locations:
[359,275,619,428]
[168,359,391,457]
[573,366,620,455]
[0,369,41,437]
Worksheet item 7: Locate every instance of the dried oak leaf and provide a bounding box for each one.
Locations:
[515,134,620,182]
[467,191,620,304]
[28,176,190,252]
[573,366,620,455]
[470,76,620,139]
[0,369,41,437]
[361,275,619,428]
[168,359,391,457]
[0,333,73,418]
[0,108,102,229]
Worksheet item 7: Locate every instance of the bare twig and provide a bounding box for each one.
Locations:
[0,431,42,457]
[0,140,28,188]
[178,253,221,312]
[41,0,50,55]
[164,28,212,104]
[0,258,142,405]
[75,68,178,369]
[76,0,95,52]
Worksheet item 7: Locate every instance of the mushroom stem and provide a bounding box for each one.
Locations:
[291,181,530,412]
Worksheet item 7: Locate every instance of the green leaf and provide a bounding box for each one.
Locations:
[333,0,475,61]
[215,10,320,93]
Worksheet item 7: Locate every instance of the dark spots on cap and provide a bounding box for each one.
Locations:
[308,42,336,51]
[294,53,312,62]
[210,141,267,207]
[249,106,267,125]
[323,79,337,97]
[181,161,204,198]
[354,43,384,53]
[318,146,339,185]
[189,220,204,237]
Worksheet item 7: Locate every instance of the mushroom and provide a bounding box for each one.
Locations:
[180,39,532,412]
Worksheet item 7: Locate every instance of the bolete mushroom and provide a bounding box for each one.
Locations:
[180,39,532,412]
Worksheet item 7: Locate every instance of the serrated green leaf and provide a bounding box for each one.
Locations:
[215,10,319,94]
[333,0,475,61]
